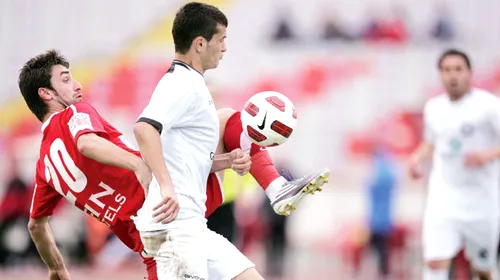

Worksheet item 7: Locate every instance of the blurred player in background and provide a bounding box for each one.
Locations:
[133,2,329,280]
[408,49,500,280]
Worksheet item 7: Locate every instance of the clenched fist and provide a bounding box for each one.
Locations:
[229,149,251,176]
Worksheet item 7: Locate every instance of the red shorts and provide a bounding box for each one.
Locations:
[205,172,224,217]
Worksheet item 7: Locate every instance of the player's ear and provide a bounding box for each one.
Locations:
[194,36,206,53]
[38,87,52,101]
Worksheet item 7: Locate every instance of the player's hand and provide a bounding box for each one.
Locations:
[49,268,71,280]
[153,186,179,224]
[408,156,424,180]
[230,148,251,176]
[464,151,491,167]
[134,160,153,196]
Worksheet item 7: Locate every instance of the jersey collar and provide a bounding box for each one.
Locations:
[448,89,474,104]
[41,112,60,132]
[172,60,203,77]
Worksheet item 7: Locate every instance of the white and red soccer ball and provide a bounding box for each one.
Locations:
[241,91,297,147]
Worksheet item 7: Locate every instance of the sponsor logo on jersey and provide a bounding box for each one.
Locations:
[68,112,93,137]
[460,123,475,137]
[479,248,488,259]
[184,274,205,280]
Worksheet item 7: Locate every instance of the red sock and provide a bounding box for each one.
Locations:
[142,255,157,280]
[223,112,281,189]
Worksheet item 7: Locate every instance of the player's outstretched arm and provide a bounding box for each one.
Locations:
[464,147,500,167]
[211,149,251,175]
[28,217,71,280]
[408,140,434,179]
[134,121,179,224]
[411,140,434,163]
[211,152,231,173]
[76,133,152,190]
[464,100,500,167]
[133,122,174,190]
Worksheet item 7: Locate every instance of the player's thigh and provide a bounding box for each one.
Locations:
[463,218,500,272]
[141,228,208,280]
[232,268,265,280]
[217,108,237,135]
[206,229,258,280]
[216,108,237,154]
[422,217,462,263]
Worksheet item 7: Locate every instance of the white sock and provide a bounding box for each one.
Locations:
[265,176,287,201]
[423,268,448,280]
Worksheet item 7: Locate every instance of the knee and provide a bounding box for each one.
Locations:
[217,108,237,126]
[472,268,492,280]
[426,259,450,270]
[232,267,264,280]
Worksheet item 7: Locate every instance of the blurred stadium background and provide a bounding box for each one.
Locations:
[1,0,500,279]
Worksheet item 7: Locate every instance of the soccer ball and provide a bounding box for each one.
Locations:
[241,91,297,147]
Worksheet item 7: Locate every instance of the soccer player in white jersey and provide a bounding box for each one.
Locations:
[133,2,329,280]
[408,49,500,280]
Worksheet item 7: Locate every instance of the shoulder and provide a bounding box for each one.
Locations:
[472,88,500,104]
[466,89,500,115]
[424,94,447,114]
[56,102,101,135]
[152,70,202,103]
[152,73,187,101]
[69,102,99,115]
[51,102,98,121]
[59,102,100,123]
[158,63,204,90]
[157,66,192,87]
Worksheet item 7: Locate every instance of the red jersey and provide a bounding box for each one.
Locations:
[30,102,145,252]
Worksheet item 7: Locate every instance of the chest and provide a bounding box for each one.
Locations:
[188,87,219,130]
[430,102,491,140]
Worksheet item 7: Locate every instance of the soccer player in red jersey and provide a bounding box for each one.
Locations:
[19,50,161,280]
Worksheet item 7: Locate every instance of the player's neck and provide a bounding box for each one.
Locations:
[173,53,204,75]
[42,105,66,123]
[41,112,54,124]
[448,89,470,102]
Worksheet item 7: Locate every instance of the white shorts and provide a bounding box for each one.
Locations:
[140,221,254,280]
[423,216,500,271]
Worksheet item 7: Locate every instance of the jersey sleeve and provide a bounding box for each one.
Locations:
[30,173,63,219]
[66,102,108,144]
[423,101,436,144]
[137,75,196,134]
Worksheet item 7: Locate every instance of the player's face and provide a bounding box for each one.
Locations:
[202,24,227,70]
[48,65,83,108]
[439,55,471,100]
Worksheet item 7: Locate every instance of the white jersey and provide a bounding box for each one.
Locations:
[424,88,500,220]
[133,60,219,231]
